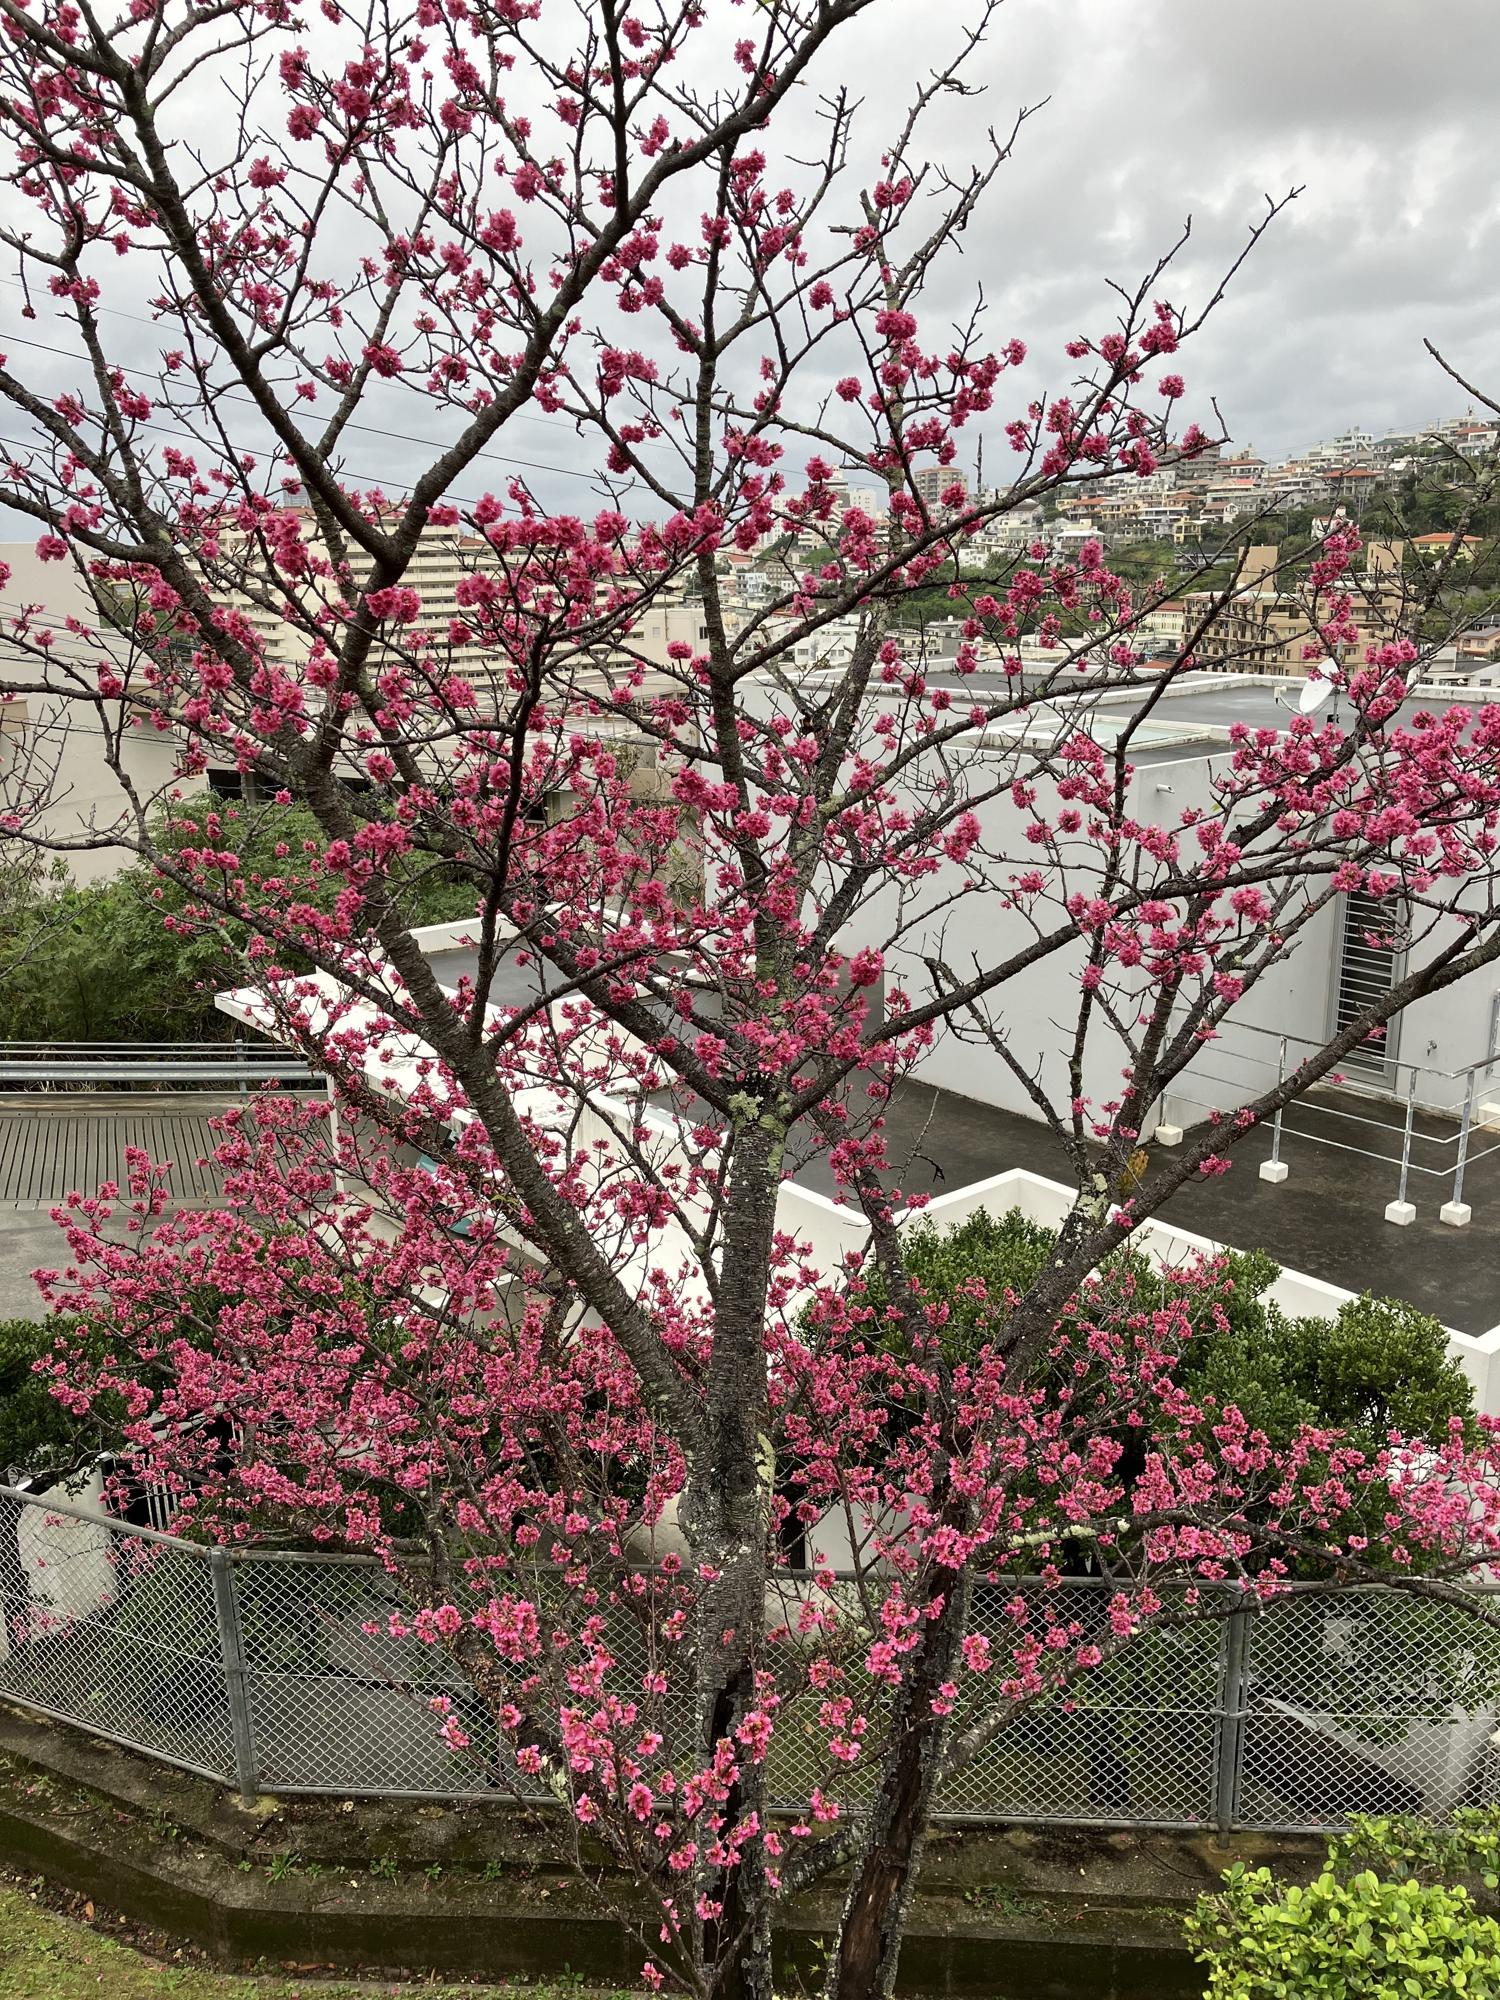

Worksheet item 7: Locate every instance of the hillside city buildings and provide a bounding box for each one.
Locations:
[1046,411,1500,547]
[2,402,1496,877]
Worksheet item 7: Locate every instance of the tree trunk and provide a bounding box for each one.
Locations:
[679,1108,784,2000]
[825,1569,972,2000]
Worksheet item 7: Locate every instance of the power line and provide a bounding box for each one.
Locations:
[0,274,678,462]
[0,321,682,496]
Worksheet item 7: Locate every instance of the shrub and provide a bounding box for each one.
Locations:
[855,1204,1471,1457]
[826,1207,1474,1570]
[0,792,473,1044]
[0,1316,82,1481]
[1186,1811,1500,1998]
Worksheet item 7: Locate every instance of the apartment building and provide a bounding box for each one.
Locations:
[970,508,1046,557]
[1427,413,1500,456]
[213,513,776,717]
[1323,465,1383,513]
[0,544,179,878]
[911,464,968,510]
[1132,599,1188,656]
[1201,477,1264,520]
[1264,462,1334,507]
[1412,532,1484,563]
[213,517,504,683]
[1220,449,1268,484]
[1305,426,1379,470]
[1136,496,1196,538]
[1184,542,1407,675]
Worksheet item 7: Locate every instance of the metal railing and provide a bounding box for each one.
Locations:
[0,1040,316,1090]
[2,1484,1496,1832]
[1162,1019,1500,1224]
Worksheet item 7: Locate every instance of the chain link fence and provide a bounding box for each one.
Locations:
[3,1484,1498,1832]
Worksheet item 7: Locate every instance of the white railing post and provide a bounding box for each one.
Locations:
[1258,1039,1290,1184]
[1385,1069,1420,1226]
[1442,1071,1478,1227]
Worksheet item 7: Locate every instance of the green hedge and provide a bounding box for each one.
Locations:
[1187,1812,1500,1998]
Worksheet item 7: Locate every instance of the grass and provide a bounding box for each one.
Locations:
[0,1882,623,1999]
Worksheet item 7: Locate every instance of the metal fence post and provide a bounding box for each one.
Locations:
[209,1547,258,1805]
[1443,1071,1477,1227]
[1213,1607,1251,1837]
[1385,1068,1419,1225]
[1259,1039,1289,1185]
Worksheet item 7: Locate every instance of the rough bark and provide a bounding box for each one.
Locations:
[679,1108,784,2000]
[825,1568,973,2000]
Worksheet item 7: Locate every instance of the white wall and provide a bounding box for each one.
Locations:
[1380,899,1500,1117]
[804,709,1500,1136]
[413,691,1500,1142]
[818,752,1148,1122]
[810,725,1358,1132]
[0,1467,118,1662]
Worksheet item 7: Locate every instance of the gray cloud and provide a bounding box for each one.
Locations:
[816,0,1500,459]
[0,0,1493,535]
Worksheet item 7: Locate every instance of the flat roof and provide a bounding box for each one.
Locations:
[783,1076,1500,1338]
[345,935,1500,1338]
[831,668,1488,764]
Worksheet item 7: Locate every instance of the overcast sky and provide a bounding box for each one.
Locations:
[867,0,1500,464]
[0,0,1494,530]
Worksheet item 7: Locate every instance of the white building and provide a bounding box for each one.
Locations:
[219,912,1500,1423]
[754,669,1500,1163]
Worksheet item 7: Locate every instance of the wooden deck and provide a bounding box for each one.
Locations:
[0,1098,232,1207]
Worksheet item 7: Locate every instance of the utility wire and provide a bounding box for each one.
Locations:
[0,327,651,495]
[0,273,677,462]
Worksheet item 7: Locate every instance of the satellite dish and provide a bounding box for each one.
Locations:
[1298,663,1338,715]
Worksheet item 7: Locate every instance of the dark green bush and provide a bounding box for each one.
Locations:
[823,1206,1473,1570]
[858,1204,1472,1458]
[0,1315,82,1481]
[0,792,473,1043]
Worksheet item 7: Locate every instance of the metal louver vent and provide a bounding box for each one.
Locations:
[1334,891,1401,1080]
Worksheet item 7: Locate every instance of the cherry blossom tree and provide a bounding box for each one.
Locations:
[2,2,1500,1996]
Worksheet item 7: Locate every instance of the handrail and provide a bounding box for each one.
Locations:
[0,1064,309,1079]
[0,1479,204,1552]
[4,1480,1497,1589]
[1166,1021,1500,1222]
[0,1039,316,1085]
[0,1040,306,1057]
[1184,1059,1485,1154]
[1200,1015,1498,1087]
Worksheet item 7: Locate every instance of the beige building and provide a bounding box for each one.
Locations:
[1412,532,1483,564]
[1132,599,1188,659]
[215,516,754,698]
[214,518,505,683]
[912,464,968,510]
[0,544,179,879]
[1186,542,1408,675]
